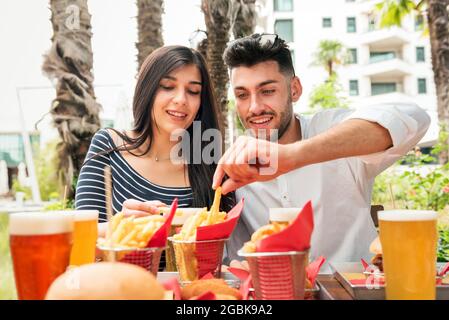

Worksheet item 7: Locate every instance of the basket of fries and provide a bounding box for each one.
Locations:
[170,237,227,281]
[97,203,177,275]
[238,202,315,300]
[169,187,243,282]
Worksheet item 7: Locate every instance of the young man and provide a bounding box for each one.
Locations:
[213,34,430,269]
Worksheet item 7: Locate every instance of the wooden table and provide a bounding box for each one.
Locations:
[316,275,353,300]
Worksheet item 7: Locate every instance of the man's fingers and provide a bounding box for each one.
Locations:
[221,178,247,195]
[212,164,225,189]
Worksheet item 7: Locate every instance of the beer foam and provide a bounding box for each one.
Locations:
[9,212,74,235]
[71,210,99,221]
[269,208,302,222]
[171,208,203,225]
[378,210,438,221]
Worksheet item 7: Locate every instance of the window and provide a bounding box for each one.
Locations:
[349,80,359,96]
[274,0,293,12]
[371,83,397,95]
[275,19,294,43]
[415,14,424,31]
[369,51,396,63]
[416,47,425,62]
[322,17,332,28]
[0,134,40,167]
[348,48,358,64]
[347,17,356,33]
[418,78,427,94]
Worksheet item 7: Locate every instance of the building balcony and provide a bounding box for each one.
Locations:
[362,58,413,77]
[361,92,413,105]
[359,27,411,49]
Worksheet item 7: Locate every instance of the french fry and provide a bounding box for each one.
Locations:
[119,229,138,246]
[134,215,165,225]
[208,187,222,224]
[111,212,124,231]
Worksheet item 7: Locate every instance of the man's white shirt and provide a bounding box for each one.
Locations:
[227,103,431,272]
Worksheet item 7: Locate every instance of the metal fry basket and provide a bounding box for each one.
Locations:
[238,249,309,300]
[169,237,227,281]
[97,245,164,276]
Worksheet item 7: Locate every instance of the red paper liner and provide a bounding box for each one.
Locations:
[196,198,244,241]
[306,256,326,287]
[228,267,253,300]
[163,277,182,300]
[147,198,178,248]
[193,291,217,300]
[438,262,449,277]
[256,201,314,252]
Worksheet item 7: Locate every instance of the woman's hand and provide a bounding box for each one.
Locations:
[121,199,168,217]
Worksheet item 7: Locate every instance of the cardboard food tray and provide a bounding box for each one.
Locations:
[157,271,321,299]
[329,262,449,300]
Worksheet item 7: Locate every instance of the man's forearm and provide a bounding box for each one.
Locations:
[289,119,393,169]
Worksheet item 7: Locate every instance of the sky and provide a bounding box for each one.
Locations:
[0,0,205,140]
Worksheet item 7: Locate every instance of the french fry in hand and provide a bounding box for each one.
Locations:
[173,187,227,241]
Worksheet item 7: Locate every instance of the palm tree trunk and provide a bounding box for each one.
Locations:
[231,0,257,39]
[42,0,101,198]
[427,0,449,163]
[136,0,164,70]
[201,0,230,134]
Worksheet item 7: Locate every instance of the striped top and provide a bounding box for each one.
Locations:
[75,129,194,222]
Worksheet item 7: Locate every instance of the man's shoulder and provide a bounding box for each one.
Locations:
[296,108,354,135]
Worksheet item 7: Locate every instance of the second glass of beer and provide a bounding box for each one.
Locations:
[69,210,99,266]
[378,210,438,300]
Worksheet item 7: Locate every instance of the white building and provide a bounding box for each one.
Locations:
[256,0,438,146]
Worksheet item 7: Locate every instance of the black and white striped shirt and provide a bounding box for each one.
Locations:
[75,129,194,222]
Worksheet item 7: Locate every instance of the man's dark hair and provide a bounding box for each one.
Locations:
[223,33,295,77]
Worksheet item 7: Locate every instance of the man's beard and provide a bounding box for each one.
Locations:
[276,95,293,141]
[241,96,294,141]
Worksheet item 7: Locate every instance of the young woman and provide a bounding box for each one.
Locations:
[75,46,234,236]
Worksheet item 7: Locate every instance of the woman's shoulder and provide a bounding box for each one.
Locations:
[90,128,114,150]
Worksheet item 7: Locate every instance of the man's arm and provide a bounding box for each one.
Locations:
[290,119,393,169]
[213,104,430,194]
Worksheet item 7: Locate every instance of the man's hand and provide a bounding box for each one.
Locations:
[212,136,296,194]
[121,199,167,217]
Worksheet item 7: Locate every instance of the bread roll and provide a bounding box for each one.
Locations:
[46,262,164,300]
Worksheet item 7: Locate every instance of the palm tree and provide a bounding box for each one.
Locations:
[42,0,101,198]
[136,0,164,70]
[201,0,231,132]
[231,0,257,39]
[374,0,449,163]
[311,40,347,79]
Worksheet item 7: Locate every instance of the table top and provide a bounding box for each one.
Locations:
[316,275,353,300]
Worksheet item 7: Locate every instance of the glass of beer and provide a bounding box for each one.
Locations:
[9,212,74,300]
[378,210,438,300]
[269,208,301,226]
[69,210,98,266]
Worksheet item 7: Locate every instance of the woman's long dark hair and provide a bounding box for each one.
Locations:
[107,46,234,211]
